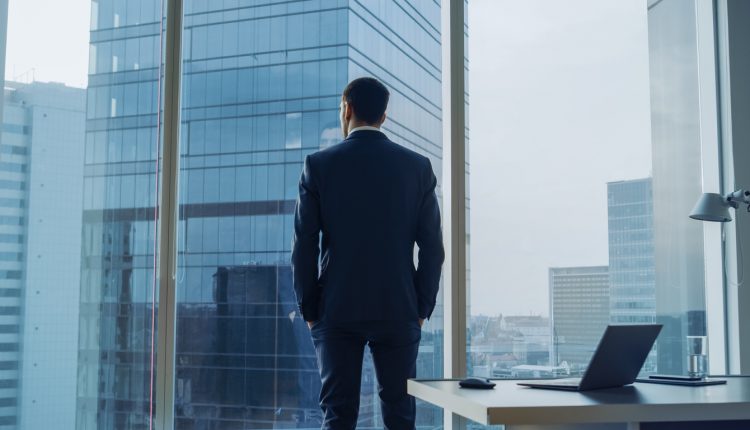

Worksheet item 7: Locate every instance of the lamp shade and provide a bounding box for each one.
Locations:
[689,193,732,222]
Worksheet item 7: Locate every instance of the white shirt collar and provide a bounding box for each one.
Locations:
[348,125,382,135]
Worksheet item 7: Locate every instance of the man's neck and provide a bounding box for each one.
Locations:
[348,124,381,136]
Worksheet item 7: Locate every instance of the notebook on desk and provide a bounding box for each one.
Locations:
[518,324,662,391]
[635,377,727,386]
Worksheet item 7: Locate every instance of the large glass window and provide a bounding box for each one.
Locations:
[3,0,747,429]
[467,0,719,389]
[2,0,164,429]
[646,0,716,375]
[173,1,444,428]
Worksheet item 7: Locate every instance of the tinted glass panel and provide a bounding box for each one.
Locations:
[174,1,444,428]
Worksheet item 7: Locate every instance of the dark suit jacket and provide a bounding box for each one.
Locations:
[291,129,444,323]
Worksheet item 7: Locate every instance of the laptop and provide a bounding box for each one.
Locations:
[517,324,662,391]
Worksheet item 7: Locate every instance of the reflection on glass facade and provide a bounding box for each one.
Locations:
[174,266,320,426]
[647,0,707,375]
[607,178,656,372]
[77,1,163,429]
[80,0,445,429]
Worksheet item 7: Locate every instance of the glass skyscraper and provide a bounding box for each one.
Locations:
[78,1,445,428]
[607,178,655,327]
[607,178,656,373]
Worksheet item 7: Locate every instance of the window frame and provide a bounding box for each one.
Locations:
[692,0,727,375]
[154,0,182,428]
[716,0,750,375]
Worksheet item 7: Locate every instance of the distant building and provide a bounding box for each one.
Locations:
[468,314,551,378]
[1,81,85,429]
[607,178,655,325]
[510,364,569,379]
[607,178,657,372]
[468,315,512,378]
[549,266,609,370]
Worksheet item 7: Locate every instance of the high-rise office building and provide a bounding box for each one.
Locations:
[607,178,655,325]
[647,0,707,375]
[607,178,656,372]
[0,81,85,429]
[78,1,445,428]
[549,266,609,370]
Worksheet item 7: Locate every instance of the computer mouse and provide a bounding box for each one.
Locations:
[459,377,496,389]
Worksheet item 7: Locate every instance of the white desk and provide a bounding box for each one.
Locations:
[408,377,750,430]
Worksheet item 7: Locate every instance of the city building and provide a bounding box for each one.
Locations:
[607,178,655,324]
[607,178,656,371]
[468,315,509,377]
[549,266,609,371]
[1,81,85,429]
[78,1,445,429]
[468,314,550,378]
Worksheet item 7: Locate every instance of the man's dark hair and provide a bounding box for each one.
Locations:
[342,77,390,124]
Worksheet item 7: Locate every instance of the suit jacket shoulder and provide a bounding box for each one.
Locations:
[311,132,432,171]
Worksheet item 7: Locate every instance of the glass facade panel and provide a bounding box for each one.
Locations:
[0,0,162,429]
[76,1,165,429]
[173,1,444,429]
[467,0,716,407]
[647,0,708,375]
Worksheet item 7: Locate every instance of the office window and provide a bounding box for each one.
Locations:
[1,1,163,429]
[467,0,719,399]
[173,1,444,428]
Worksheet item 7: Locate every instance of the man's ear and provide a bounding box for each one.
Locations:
[345,102,354,121]
[379,113,387,126]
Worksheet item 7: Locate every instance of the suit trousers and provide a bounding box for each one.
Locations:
[310,320,422,430]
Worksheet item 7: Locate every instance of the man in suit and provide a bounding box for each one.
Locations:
[291,77,444,430]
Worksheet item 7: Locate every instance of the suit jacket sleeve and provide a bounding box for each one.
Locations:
[415,158,445,320]
[292,155,322,321]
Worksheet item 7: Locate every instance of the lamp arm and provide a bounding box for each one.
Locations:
[725,189,750,209]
